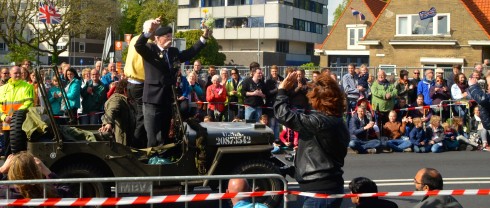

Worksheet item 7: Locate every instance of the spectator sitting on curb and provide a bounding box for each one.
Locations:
[384,111,411,152]
[426,115,444,153]
[349,107,381,154]
[409,117,429,153]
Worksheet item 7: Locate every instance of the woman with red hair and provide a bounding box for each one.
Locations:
[274,72,349,208]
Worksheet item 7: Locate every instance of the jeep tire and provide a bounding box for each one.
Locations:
[232,159,283,208]
[57,163,110,198]
[10,109,28,154]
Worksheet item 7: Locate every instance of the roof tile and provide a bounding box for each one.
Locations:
[363,0,387,17]
[461,0,490,38]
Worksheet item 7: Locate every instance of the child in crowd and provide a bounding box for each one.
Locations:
[442,122,459,151]
[357,64,369,100]
[203,116,212,122]
[48,76,63,116]
[427,115,444,153]
[453,117,480,150]
[279,126,299,150]
[259,114,269,126]
[409,118,428,153]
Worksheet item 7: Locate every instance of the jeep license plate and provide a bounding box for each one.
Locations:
[116,181,152,193]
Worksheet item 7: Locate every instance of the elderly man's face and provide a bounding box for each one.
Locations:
[109,64,116,72]
[426,70,434,80]
[10,67,21,81]
[0,68,9,79]
[377,72,386,81]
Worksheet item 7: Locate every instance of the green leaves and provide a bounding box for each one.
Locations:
[175,30,226,66]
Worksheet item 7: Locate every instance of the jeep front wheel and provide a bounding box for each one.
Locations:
[10,110,27,154]
[57,163,110,198]
[232,160,284,208]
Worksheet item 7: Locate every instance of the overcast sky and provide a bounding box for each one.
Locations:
[328,0,343,25]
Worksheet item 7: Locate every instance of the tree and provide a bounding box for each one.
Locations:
[175,30,226,66]
[118,0,178,36]
[0,0,122,64]
[4,43,38,65]
[332,0,348,25]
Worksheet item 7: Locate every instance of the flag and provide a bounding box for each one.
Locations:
[419,7,437,20]
[351,7,366,21]
[39,1,62,24]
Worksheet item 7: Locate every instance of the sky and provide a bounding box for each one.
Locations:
[328,0,343,25]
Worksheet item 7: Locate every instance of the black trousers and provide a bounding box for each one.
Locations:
[128,83,147,148]
[143,102,172,147]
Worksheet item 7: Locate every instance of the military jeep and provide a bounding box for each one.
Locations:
[8,69,291,207]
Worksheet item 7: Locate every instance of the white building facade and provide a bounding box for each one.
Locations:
[177,0,328,66]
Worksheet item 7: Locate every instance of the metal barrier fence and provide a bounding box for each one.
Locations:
[0,174,288,208]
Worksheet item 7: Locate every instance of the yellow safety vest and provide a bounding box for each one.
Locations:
[0,79,34,130]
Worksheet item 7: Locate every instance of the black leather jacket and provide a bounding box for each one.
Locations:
[273,89,349,191]
[468,85,490,130]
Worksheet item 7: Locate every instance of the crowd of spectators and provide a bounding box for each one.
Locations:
[2,58,490,154]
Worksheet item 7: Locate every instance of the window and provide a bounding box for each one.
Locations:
[293,0,323,14]
[57,45,64,50]
[0,43,5,51]
[379,65,396,75]
[189,18,203,29]
[306,43,314,55]
[294,18,323,34]
[346,24,366,50]
[276,40,289,53]
[79,42,85,53]
[396,14,450,36]
[202,0,224,7]
[190,0,199,7]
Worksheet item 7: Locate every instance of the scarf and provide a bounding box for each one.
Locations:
[377,79,390,90]
[457,82,468,93]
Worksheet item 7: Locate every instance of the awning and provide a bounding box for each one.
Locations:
[420,57,464,64]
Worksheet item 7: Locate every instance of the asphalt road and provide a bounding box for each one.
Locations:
[287,151,490,208]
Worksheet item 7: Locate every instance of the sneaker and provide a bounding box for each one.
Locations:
[403,147,413,152]
[367,148,377,154]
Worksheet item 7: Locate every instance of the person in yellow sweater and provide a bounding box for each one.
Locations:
[124,19,156,148]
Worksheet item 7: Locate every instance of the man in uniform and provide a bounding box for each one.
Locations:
[134,18,210,147]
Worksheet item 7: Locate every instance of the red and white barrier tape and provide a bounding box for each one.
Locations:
[289,189,490,199]
[1,189,489,206]
[0,191,285,207]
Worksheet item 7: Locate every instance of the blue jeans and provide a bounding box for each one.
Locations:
[346,99,357,128]
[413,144,430,153]
[386,139,412,152]
[245,106,262,122]
[79,113,101,125]
[301,186,344,208]
[269,117,281,140]
[431,143,444,153]
[349,138,381,153]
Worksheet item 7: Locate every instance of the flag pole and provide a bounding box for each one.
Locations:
[37,0,40,66]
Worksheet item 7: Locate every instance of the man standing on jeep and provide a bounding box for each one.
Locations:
[134,18,210,147]
[274,72,349,208]
[0,66,34,156]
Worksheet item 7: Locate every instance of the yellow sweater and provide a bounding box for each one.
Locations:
[124,35,148,82]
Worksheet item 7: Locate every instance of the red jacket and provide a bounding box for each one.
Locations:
[206,84,227,112]
[279,128,299,147]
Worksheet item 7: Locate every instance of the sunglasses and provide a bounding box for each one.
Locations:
[414,73,420,74]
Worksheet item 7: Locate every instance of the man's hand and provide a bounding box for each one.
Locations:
[4,116,12,123]
[34,157,52,177]
[149,18,161,33]
[420,141,425,146]
[99,124,113,133]
[278,72,297,90]
[202,28,212,39]
[177,96,185,101]
[468,77,477,86]
[0,154,15,174]
[385,93,391,99]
